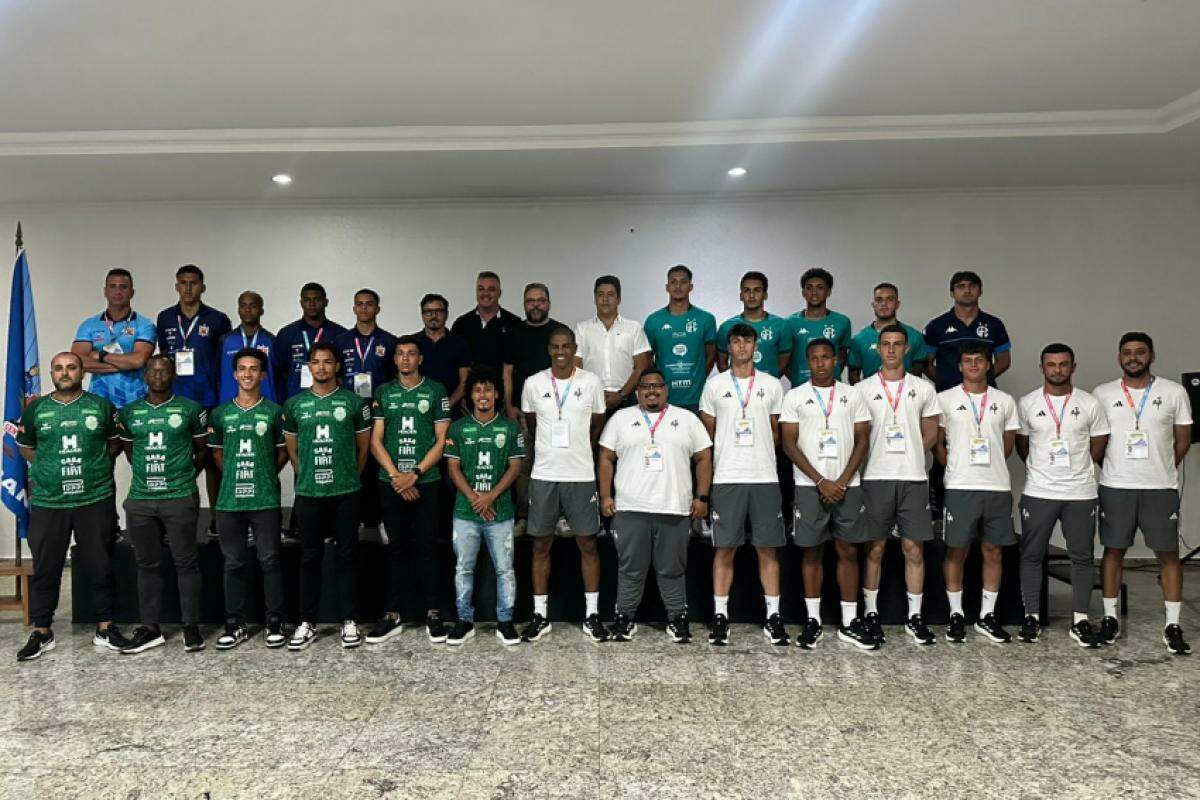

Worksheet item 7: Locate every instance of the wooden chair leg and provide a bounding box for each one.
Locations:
[21,574,30,626]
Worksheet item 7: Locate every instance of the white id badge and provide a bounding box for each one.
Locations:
[884,424,906,453]
[551,419,570,448]
[299,369,314,389]
[642,443,663,472]
[817,429,839,459]
[1125,430,1149,460]
[734,418,754,447]
[174,349,195,376]
[1047,438,1070,469]
[353,372,373,398]
[969,436,991,465]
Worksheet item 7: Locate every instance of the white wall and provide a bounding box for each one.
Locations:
[2,185,1199,558]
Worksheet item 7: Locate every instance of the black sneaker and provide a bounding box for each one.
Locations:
[94,624,132,652]
[762,613,789,646]
[582,614,609,643]
[795,618,823,650]
[974,613,1011,644]
[521,613,552,642]
[365,615,404,645]
[1098,616,1120,645]
[264,618,286,649]
[426,611,448,644]
[496,621,521,646]
[838,617,879,650]
[216,623,249,651]
[446,620,475,646]
[1069,620,1101,649]
[182,625,205,653]
[610,613,637,642]
[708,613,730,646]
[666,614,691,644]
[905,614,935,646]
[120,626,166,655]
[16,630,55,662]
[945,612,967,644]
[863,612,885,645]
[1017,615,1041,644]
[1163,624,1191,656]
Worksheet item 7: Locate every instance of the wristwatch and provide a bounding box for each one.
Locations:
[694,494,709,503]
[412,466,424,478]
[97,350,107,363]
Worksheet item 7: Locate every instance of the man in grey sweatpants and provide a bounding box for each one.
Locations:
[598,368,713,644]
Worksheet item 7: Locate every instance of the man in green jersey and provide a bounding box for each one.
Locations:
[283,342,372,651]
[643,264,717,412]
[783,267,852,386]
[444,366,525,645]
[16,352,131,662]
[715,271,791,377]
[209,348,290,650]
[366,336,451,645]
[116,355,208,655]
[847,282,929,384]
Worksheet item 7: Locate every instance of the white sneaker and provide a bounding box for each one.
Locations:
[341,620,363,649]
[288,621,317,651]
[378,521,389,545]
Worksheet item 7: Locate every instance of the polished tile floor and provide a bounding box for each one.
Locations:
[1,566,1198,800]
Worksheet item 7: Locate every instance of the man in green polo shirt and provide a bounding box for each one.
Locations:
[116,355,208,655]
[282,342,371,651]
[209,348,289,650]
[444,366,525,645]
[784,267,852,386]
[366,336,451,645]
[16,352,131,661]
[715,271,791,377]
[847,282,930,384]
[644,264,717,412]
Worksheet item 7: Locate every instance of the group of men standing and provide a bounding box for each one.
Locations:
[12,262,1193,663]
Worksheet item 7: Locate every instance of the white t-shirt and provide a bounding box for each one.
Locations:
[1018,387,1109,500]
[699,369,784,485]
[937,385,1020,491]
[599,404,712,516]
[521,368,606,482]
[857,373,940,482]
[574,315,652,392]
[779,380,870,487]
[1094,377,1192,491]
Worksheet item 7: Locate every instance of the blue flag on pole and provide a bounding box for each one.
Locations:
[2,250,40,538]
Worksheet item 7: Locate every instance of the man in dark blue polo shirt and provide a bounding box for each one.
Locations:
[271,282,348,401]
[923,271,1011,392]
[413,293,472,415]
[218,290,276,404]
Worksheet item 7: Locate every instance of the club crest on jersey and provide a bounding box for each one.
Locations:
[756,388,765,398]
[839,396,848,404]
[976,324,989,337]
[685,319,698,334]
[167,413,183,429]
[760,328,773,341]
[84,415,99,431]
[255,420,268,436]
[199,324,210,337]
[375,345,386,357]
[1071,407,1081,418]
[417,399,430,414]
[670,420,679,428]
[907,389,916,398]
[494,432,507,448]
[333,406,347,422]
[989,403,998,412]
[1153,397,1163,407]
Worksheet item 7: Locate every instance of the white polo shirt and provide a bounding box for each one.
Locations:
[521,367,606,482]
[1018,387,1109,501]
[937,384,1020,492]
[574,315,652,392]
[1094,377,1192,491]
[699,369,784,485]
[599,404,712,516]
[857,373,941,482]
[779,380,870,487]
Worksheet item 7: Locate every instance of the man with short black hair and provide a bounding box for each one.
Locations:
[217,291,276,404]
[71,268,157,409]
[413,293,472,413]
[783,268,852,387]
[923,271,1011,392]
[574,275,651,413]
[643,265,717,412]
[272,282,348,401]
[715,272,791,377]
[848,283,930,384]
[451,271,522,371]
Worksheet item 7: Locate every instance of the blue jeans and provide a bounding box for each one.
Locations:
[452,517,516,622]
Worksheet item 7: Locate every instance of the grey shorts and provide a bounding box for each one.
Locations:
[1018,495,1097,555]
[862,480,933,541]
[792,485,869,546]
[710,483,785,548]
[1098,486,1180,552]
[527,479,601,537]
[943,489,1017,548]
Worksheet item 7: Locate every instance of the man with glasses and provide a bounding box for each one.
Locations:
[414,293,472,415]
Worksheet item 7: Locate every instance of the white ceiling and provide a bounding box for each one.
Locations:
[2,0,1199,202]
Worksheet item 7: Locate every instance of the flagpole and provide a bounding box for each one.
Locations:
[13,222,21,568]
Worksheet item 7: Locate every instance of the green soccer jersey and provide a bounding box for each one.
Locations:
[715,313,792,377]
[209,397,286,512]
[644,305,717,407]
[282,387,371,498]
[445,414,525,523]
[17,391,118,508]
[786,309,853,385]
[116,395,207,500]
[372,377,451,485]
[847,322,930,380]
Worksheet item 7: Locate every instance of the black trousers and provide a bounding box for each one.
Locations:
[218,508,284,624]
[295,492,360,622]
[124,494,202,626]
[28,497,116,628]
[380,481,442,613]
[358,454,383,527]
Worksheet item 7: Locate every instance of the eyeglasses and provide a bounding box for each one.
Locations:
[421,308,447,316]
[638,382,666,390]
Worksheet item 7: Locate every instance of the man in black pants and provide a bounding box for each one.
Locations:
[16,352,131,661]
[366,337,451,644]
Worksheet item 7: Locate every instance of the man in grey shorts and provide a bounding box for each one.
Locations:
[780,339,873,650]
[935,343,1020,645]
[856,325,941,647]
[1015,343,1109,648]
[1093,332,1193,654]
[699,324,787,647]
[598,369,713,644]
[519,327,609,643]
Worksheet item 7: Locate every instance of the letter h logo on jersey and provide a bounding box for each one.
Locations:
[477,451,491,468]
[315,424,332,442]
[400,417,415,433]
[147,431,164,450]
[238,439,253,455]
[60,434,79,453]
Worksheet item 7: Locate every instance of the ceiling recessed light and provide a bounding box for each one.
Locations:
[272,174,293,185]
[727,167,747,178]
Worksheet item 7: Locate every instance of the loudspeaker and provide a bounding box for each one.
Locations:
[1183,372,1200,443]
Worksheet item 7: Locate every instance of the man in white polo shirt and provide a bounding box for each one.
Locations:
[598,369,712,644]
[699,323,786,647]
[935,343,1020,645]
[1015,343,1109,648]
[519,327,608,643]
[574,275,652,414]
[1094,332,1192,655]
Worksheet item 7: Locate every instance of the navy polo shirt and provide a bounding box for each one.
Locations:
[156,303,233,408]
[334,326,398,396]
[413,330,472,402]
[217,325,276,404]
[271,318,348,400]
[923,308,1011,391]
